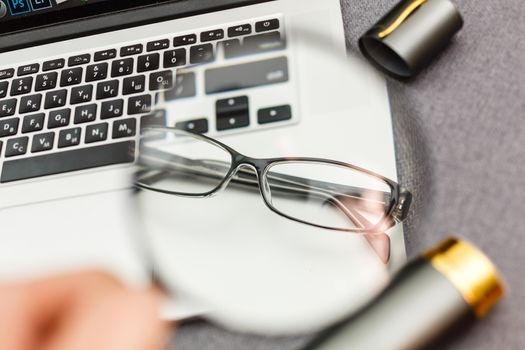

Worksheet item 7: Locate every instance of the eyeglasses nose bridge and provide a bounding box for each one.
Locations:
[217,160,261,192]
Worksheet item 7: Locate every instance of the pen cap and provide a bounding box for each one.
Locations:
[424,238,505,318]
[359,0,463,79]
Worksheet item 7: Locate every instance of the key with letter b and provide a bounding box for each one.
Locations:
[58,127,81,148]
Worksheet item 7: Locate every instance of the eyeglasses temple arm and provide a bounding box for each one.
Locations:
[137,149,406,222]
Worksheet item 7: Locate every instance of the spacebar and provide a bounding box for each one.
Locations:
[1,141,135,184]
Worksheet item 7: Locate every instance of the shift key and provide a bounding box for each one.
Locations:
[205,56,288,94]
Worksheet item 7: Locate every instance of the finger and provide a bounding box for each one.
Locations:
[45,287,170,350]
[0,284,37,350]
[0,271,124,350]
[1,271,170,350]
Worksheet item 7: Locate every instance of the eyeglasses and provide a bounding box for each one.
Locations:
[135,127,412,234]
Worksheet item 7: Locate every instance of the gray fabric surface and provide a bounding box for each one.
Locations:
[171,0,525,348]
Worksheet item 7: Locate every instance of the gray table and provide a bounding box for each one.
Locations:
[171,1,525,348]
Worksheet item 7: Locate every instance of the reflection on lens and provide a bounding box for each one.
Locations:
[263,162,392,231]
[136,129,232,195]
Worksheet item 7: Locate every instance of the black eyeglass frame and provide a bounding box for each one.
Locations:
[135,127,412,234]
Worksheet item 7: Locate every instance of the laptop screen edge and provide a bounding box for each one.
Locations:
[0,0,275,53]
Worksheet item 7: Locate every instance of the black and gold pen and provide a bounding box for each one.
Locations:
[302,238,504,350]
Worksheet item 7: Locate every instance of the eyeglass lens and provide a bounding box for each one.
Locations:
[264,162,392,230]
[137,129,233,195]
[136,129,393,231]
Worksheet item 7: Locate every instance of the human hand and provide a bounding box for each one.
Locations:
[0,270,170,350]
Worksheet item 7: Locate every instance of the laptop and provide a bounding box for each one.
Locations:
[0,0,406,333]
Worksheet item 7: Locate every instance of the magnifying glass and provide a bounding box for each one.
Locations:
[130,23,409,335]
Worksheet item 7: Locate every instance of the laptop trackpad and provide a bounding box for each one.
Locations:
[138,184,390,334]
[0,190,147,285]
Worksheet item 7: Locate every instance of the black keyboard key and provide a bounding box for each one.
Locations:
[163,49,186,68]
[216,96,249,116]
[85,123,109,143]
[22,113,45,133]
[96,80,119,100]
[17,63,39,76]
[175,118,209,134]
[43,59,65,71]
[140,110,167,129]
[48,108,71,129]
[31,132,55,153]
[85,63,108,82]
[113,118,136,139]
[67,53,91,67]
[5,137,29,157]
[255,18,280,32]
[35,72,58,91]
[100,99,123,119]
[11,77,33,96]
[128,95,151,115]
[0,81,8,98]
[94,49,117,62]
[163,72,196,100]
[137,53,160,73]
[258,105,292,124]
[74,104,97,124]
[190,44,215,64]
[70,85,93,104]
[19,94,42,114]
[216,115,249,130]
[0,118,19,137]
[147,39,170,52]
[216,96,249,131]
[220,39,242,59]
[121,44,143,57]
[60,68,83,87]
[205,56,288,94]
[58,127,81,148]
[243,32,285,54]
[44,89,67,109]
[228,24,252,37]
[111,58,134,77]
[68,54,90,67]
[123,75,146,95]
[0,99,17,117]
[149,71,173,91]
[201,29,224,42]
[0,68,15,80]
[174,34,197,47]
[1,141,135,183]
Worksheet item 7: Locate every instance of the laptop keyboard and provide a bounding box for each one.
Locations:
[0,16,297,184]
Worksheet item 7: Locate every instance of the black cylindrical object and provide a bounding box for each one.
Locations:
[359,0,463,79]
[302,238,504,350]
